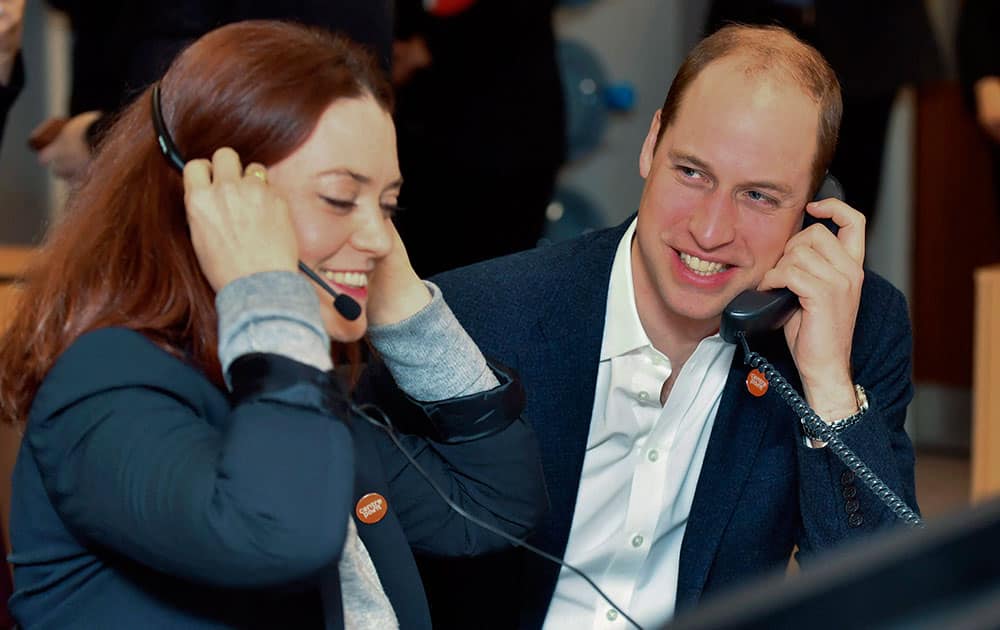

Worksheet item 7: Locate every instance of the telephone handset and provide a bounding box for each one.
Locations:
[719,173,844,344]
[717,174,922,528]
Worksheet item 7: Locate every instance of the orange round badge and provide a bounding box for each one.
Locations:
[746,369,769,397]
[356,493,388,525]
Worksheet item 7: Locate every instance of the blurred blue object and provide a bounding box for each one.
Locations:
[559,0,597,6]
[557,38,636,161]
[540,187,607,245]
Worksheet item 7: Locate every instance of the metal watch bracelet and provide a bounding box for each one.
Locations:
[802,383,869,441]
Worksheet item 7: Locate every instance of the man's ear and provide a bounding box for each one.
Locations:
[639,109,662,179]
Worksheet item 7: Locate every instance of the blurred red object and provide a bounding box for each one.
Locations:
[423,0,475,17]
[27,117,68,152]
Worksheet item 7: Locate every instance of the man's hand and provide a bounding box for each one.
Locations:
[366,221,432,326]
[36,111,102,181]
[183,148,298,292]
[974,76,1000,144]
[0,0,25,85]
[758,197,866,425]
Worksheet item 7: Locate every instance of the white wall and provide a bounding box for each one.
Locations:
[0,4,68,245]
[554,0,690,227]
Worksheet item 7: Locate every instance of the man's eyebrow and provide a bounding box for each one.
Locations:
[741,179,793,196]
[668,150,793,196]
[668,150,712,173]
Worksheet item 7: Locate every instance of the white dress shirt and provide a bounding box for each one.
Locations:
[542,219,735,630]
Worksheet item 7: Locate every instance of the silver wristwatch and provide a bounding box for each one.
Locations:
[802,384,869,441]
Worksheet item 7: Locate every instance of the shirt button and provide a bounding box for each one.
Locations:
[647,449,659,462]
[638,391,649,401]
[631,534,644,548]
[606,609,619,621]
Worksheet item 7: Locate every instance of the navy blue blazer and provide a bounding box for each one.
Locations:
[9,327,547,629]
[424,217,917,628]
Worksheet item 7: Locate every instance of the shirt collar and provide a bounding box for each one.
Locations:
[600,217,656,361]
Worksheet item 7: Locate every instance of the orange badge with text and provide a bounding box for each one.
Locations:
[356,493,388,525]
[746,369,769,397]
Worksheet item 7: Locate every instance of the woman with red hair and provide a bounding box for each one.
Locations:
[0,20,545,629]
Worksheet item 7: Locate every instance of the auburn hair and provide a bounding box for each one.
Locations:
[0,20,393,425]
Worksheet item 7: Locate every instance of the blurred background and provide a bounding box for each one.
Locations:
[1,0,998,522]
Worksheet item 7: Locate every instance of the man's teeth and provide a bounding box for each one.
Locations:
[322,270,368,288]
[679,252,728,275]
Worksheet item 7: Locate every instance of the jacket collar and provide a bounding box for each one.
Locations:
[676,330,795,609]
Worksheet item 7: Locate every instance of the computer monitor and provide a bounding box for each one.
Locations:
[665,497,1000,630]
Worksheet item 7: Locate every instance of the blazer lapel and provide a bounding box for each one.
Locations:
[676,332,795,610]
[516,225,624,617]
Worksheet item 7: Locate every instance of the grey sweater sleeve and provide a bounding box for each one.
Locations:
[366,281,499,401]
[215,271,333,381]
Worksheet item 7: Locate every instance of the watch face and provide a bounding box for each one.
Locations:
[855,384,869,413]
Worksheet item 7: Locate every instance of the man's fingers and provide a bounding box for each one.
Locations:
[804,198,866,264]
[788,221,860,282]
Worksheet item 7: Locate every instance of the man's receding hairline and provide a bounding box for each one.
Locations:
[707,48,826,108]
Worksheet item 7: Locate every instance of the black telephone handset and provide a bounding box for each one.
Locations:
[719,174,844,344]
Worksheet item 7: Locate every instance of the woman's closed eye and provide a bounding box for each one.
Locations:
[320,195,357,213]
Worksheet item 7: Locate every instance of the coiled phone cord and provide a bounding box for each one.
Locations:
[352,402,646,630]
[736,332,924,529]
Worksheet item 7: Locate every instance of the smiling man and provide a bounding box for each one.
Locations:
[414,24,917,629]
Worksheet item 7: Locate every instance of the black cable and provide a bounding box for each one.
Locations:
[736,333,924,528]
[351,402,646,630]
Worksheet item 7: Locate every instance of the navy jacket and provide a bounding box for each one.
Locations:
[422,217,918,628]
[9,327,547,629]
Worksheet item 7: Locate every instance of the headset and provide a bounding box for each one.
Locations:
[150,83,362,321]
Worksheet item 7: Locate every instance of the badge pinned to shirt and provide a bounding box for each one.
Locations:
[356,493,389,525]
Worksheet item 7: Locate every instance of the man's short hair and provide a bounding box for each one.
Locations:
[655,24,842,197]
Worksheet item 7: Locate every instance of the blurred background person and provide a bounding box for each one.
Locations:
[29,0,122,179]
[705,0,943,230]
[391,0,567,277]
[0,0,23,149]
[32,0,393,184]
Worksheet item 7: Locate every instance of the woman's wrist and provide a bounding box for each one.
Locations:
[216,271,332,382]
[367,282,498,401]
